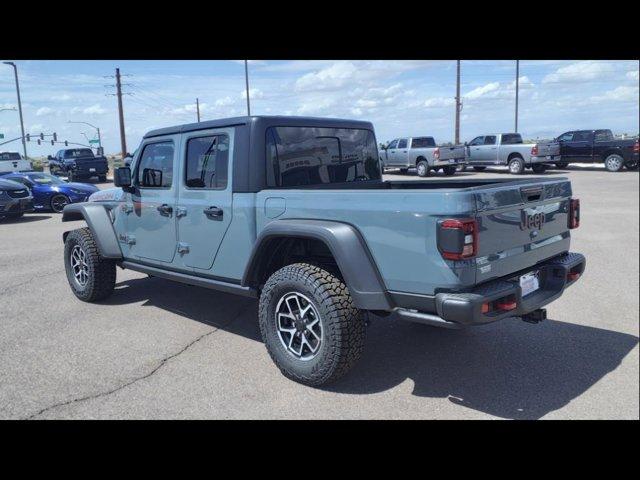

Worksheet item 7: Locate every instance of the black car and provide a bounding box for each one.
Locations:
[48,148,109,182]
[555,129,639,172]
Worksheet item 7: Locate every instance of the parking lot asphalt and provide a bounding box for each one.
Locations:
[0,164,638,419]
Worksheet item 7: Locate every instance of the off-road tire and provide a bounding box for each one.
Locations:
[64,227,116,302]
[531,164,547,174]
[508,156,525,174]
[258,263,366,387]
[473,166,486,171]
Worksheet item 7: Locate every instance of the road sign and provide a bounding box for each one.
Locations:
[89,139,100,145]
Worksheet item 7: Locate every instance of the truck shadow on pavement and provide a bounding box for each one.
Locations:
[106,277,638,420]
[0,214,52,224]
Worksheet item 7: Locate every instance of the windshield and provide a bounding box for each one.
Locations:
[26,173,65,185]
[0,152,22,161]
[64,149,94,158]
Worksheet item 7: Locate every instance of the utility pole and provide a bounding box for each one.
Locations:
[3,62,27,159]
[515,60,520,133]
[115,68,127,157]
[455,60,461,145]
[244,60,251,116]
[196,98,201,122]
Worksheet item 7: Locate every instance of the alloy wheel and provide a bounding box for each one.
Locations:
[70,245,89,287]
[275,292,323,361]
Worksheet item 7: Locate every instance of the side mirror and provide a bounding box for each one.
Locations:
[114,166,132,188]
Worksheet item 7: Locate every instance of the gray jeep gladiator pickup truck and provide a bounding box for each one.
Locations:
[61,116,586,386]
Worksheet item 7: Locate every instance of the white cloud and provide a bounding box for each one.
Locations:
[50,94,71,101]
[241,88,264,100]
[465,82,501,99]
[82,104,107,115]
[36,107,54,116]
[424,97,455,108]
[295,62,359,92]
[215,96,234,107]
[626,70,639,81]
[355,99,378,108]
[591,85,639,103]
[543,61,616,84]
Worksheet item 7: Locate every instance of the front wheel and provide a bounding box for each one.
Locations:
[508,156,525,174]
[50,194,70,213]
[64,227,116,302]
[258,263,366,387]
[604,154,624,172]
[531,164,547,174]
[443,165,457,176]
[416,160,430,177]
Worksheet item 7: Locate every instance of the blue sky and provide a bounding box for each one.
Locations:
[1,60,638,156]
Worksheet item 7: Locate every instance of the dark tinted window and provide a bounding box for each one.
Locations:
[594,130,613,141]
[573,131,592,141]
[411,137,436,148]
[0,152,22,160]
[484,135,497,145]
[185,135,229,189]
[397,139,408,149]
[137,141,174,188]
[557,132,573,142]
[501,134,522,144]
[266,126,381,188]
[64,149,94,158]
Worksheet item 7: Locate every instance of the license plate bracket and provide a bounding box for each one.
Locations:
[520,270,540,297]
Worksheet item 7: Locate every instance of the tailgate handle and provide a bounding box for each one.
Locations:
[521,186,544,202]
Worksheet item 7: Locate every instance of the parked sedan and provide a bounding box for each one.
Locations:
[0,172,99,213]
[0,177,34,220]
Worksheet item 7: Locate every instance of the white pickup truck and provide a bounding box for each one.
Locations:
[0,151,32,174]
[464,133,560,174]
[379,136,466,177]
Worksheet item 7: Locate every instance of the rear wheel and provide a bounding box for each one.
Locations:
[473,166,486,172]
[416,160,429,177]
[508,156,525,174]
[443,165,457,176]
[64,228,116,302]
[531,164,547,174]
[604,154,624,172]
[258,263,365,386]
[555,161,569,169]
[50,194,70,213]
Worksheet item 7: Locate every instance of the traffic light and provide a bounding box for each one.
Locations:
[53,132,57,142]
[51,140,55,145]
[40,132,44,140]
[26,134,30,142]
[37,139,41,145]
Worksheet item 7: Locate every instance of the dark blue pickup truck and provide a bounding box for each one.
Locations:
[555,129,639,171]
[48,148,109,182]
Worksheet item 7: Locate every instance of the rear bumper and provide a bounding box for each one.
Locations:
[433,158,466,167]
[393,252,585,327]
[530,155,562,165]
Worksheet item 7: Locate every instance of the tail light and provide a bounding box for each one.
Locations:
[531,144,539,156]
[634,140,639,153]
[437,218,478,260]
[433,147,440,160]
[568,198,580,229]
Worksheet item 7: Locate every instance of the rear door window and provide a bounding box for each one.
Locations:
[266,126,381,187]
[184,135,229,190]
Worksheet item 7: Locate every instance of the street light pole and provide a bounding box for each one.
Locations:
[244,60,251,116]
[3,62,27,159]
[68,120,102,151]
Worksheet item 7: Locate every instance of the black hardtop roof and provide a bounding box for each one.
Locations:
[143,115,375,139]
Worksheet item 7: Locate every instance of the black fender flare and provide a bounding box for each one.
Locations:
[61,203,123,259]
[242,219,392,311]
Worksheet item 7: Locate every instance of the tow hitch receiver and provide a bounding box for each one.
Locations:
[521,308,547,324]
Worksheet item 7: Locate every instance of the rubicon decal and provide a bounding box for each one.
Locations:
[520,211,546,231]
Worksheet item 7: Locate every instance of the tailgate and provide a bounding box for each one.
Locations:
[474,178,572,284]
[438,145,466,160]
[75,157,107,171]
[536,142,560,157]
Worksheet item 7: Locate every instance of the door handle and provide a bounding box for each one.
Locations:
[156,204,173,216]
[203,206,223,220]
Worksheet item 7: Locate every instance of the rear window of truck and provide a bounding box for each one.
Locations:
[411,137,436,148]
[501,134,523,144]
[266,126,381,188]
[1,152,22,160]
[64,149,94,158]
